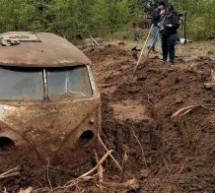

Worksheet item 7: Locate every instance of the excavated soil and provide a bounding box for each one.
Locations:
[87,44,215,193]
[1,43,215,192]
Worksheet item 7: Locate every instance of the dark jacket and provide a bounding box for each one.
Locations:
[159,13,179,36]
[151,8,162,26]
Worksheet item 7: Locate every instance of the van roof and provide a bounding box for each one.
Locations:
[0,31,91,67]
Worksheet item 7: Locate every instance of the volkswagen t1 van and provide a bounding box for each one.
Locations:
[0,31,100,168]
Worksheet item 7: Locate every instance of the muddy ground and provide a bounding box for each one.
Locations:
[1,41,215,192]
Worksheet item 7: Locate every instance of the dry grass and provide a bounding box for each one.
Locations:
[110,32,215,60]
[176,41,215,58]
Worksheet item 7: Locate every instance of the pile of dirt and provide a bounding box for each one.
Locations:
[1,44,215,192]
[85,44,215,192]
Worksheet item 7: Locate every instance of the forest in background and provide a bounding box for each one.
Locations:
[0,0,214,42]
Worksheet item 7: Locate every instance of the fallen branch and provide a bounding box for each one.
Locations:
[120,150,128,182]
[90,35,99,47]
[171,105,199,119]
[210,56,215,61]
[94,149,104,192]
[51,176,94,193]
[3,187,8,193]
[81,150,112,178]
[97,134,122,171]
[131,128,147,168]
[0,166,21,180]
[46,158,52,190]
[18,187,33,193]
[51,150,112,192]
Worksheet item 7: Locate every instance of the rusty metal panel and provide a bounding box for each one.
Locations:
[0,32,101,168]
[0,97,100,167]
[0,32,91,67]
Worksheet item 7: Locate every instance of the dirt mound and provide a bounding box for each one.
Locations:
[1,44,215,192]
[86,44,215,192]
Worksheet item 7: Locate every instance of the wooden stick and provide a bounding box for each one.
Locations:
[179,108,193,117]
[97,134,122,171]
[120,150,128,182]
[51,151,112,192]
[18,187,33,193]
[0,166,21,180]
[81,150,112,178]
[132,24,153,78]
[3,187,8,193]
[46,158,52,190]
[51,176,94,192]
[131,128,147,168]
[0,171,20,180]
[94,149,104,192]
[90,35,99,46]
[172,104,209,119]
[171,105,196,118]
[0,166,20,176]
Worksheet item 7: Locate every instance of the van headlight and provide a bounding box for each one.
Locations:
[77,129,95,147]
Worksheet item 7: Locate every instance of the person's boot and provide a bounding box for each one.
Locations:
[170,60,175,65]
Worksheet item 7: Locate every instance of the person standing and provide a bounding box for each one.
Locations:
[160,4,180,64]
[148,1,166,52]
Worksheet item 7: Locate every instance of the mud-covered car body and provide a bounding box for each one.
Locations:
[0,32,100,167]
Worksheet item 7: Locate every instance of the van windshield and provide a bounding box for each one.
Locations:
[0,66,92,101]
[47,66,92,100]
[0,67,43,100]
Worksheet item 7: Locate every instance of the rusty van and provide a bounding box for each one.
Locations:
[0,31,101,168]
